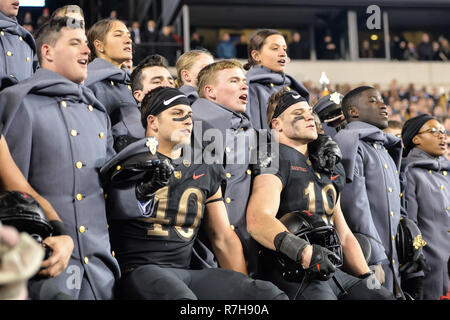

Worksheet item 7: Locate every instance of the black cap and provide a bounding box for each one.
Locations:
[401,114,434,157]
[313,92,344,122]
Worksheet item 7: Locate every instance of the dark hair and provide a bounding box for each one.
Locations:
[140,86,169,129]
[35,17,84,64]
[341,86,374,120]
[244,29,282,70]
[130,54,169,92]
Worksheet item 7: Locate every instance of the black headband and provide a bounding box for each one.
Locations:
[270,91,307,127]
[401,114,435,157]
[145,87,190,117]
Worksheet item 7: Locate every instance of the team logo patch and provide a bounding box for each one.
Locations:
[182,159,191,167]
[145,137,158,155]
[413,234,427,250]
[174,171,182,179]
[329,92,342,105]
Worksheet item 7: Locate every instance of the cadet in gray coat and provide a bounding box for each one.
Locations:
[401,115,450,300]
[0,17,120,300]
[0,0,36,89]
[192,59,260,276]
[244,29,309,130]
[112,54,174,152]
[85,19,136,123]
[174,49,214,105]
[333,86,404,298]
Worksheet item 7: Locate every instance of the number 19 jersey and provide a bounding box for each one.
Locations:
[273,144,346,225]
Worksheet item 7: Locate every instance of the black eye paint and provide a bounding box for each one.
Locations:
[172,114,191,122]
[291,115,305,125]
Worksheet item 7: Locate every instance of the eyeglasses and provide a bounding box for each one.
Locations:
[417,128,447,137]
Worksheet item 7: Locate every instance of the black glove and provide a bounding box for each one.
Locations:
[305,244,340,281]
[135,158,174,201]
[308,134,342,173]
[401,276,424,300]
[399,254,430,274]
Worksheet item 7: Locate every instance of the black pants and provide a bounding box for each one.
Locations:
[119,264,288,300]
[265,268,395,300]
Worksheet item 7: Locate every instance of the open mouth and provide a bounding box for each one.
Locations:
[278,59,287,66]
[239,94,248,104]
[379,109,388,118]
[78,59,88,66]
[12,2,19,8]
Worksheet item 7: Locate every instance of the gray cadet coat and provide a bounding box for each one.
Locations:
[0,68,120,300]
[85,58,136,122]
[334,121,403,295]
[191,98,260,276]
[110,102,145,140]
[401,147,450,300]
[0,11,35,89]
[178,84,200,105]
[246,65,310,130]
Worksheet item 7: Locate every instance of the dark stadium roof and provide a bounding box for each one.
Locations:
[163,0,450,28]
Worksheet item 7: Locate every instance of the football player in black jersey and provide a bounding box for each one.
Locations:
[246,88,394,300]
[104,87,288,300]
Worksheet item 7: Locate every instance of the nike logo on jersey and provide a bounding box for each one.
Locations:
[193,173,205,180]
[163,95,186,105]
[292,94,301,99]
[330,175,340,181]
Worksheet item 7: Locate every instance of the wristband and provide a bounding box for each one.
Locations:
[358,271,374,279]
[274,231,308,263]
[49,220,69,236]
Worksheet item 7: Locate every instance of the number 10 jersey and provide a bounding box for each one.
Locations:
[109,153,226,271]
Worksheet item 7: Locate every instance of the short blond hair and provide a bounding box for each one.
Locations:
[197,59,244,99]
[174,49,213,88]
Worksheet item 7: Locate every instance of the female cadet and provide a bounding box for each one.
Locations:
[85,18,136,125]
[174,49,214,104]
[245,29,309,130]
[401,114,450,300]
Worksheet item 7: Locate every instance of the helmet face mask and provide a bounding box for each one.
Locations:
[275,210,343,282]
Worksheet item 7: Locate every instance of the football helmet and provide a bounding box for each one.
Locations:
[275,210,343,282]
[396,217,429,274]
[0,191,53,244]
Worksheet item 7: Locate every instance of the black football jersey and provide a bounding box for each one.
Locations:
[109,153,226,270]
[269,144,346,225]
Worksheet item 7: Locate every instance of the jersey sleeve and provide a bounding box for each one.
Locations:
[331,162,347,195]
[207,164,227,198]
[252,145,291,188]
